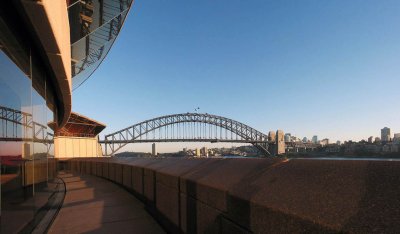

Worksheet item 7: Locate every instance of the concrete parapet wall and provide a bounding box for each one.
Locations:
[59,157,400,233]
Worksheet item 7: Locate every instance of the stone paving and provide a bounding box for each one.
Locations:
[48,171,165,234]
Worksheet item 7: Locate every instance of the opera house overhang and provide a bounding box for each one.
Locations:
[1,0,72,128]
[51,112,106,138]
[0,1,133,232]
[1,0,133,129]
[69,0,134,90]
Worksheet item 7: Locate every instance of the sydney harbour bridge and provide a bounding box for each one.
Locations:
[101,113,279,156]
[1,105,318,157]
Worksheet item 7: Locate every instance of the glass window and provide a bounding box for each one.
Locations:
[0,48,35,233]
[0,20,57,234]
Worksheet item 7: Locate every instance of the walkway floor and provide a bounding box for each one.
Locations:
[48,172,165,234]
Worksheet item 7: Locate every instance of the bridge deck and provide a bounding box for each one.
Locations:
[48,172,165,233]
[99,139,267,144]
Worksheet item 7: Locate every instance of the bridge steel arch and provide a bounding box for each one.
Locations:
[103,113,271,156]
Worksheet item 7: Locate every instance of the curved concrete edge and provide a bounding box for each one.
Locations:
[32,177,66,234]
[21,0,72,128]
[20,177,66,234]
[59,157,400,233]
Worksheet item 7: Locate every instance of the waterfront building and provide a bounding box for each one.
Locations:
[53,112,106,157]
[381,127,391,142]
[0,0,133,232]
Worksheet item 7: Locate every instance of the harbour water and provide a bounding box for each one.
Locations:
[293,157,400,161]
[223,155,400,161]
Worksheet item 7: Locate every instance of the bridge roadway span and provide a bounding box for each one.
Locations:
[59,157,400,233]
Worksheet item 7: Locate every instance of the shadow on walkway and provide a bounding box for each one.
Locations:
[48,171,165,234]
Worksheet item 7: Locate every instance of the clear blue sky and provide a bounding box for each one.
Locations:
[73,0,400,152]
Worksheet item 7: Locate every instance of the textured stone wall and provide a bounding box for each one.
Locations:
[60,157,400,233]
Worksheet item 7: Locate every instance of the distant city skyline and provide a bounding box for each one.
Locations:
[72,0,400,153]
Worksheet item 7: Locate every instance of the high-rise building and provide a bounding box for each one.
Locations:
[336,141,341,145]
[381,127,391,142]
[312,135,318,144]
[302,137,308,143]
[375,137,381,143]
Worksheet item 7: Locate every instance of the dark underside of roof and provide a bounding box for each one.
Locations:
[54,112,106,137]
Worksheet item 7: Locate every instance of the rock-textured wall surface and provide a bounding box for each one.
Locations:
[59,157,400,233]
